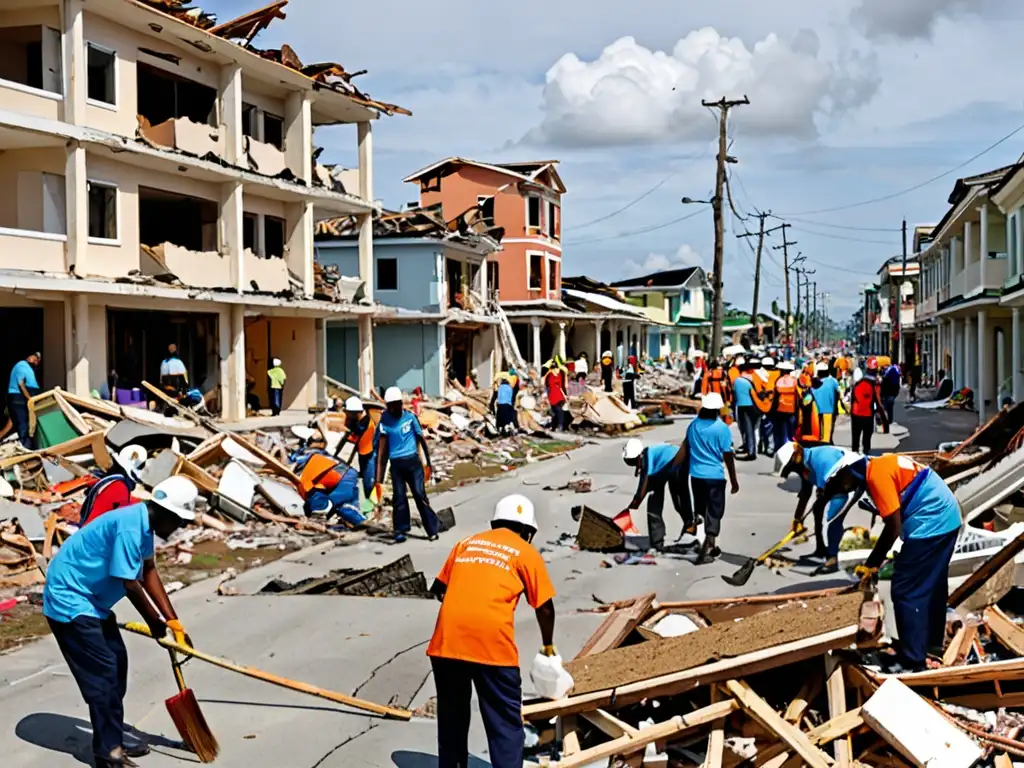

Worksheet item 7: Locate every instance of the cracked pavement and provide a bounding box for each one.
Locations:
[0,417,908,767]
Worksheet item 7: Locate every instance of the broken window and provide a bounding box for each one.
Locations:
[137,63,217,126]
[487,261,499,294]
[139,187,217,252]
[0,26,61,94]
[527,197,541,232]
[243,213,257,253]
[547,201,560,239]
[264,215,285,258]
[242,103,258,138]
[377,258,398,291]
[478,195,495,225]
[263,114,284,150]
[529,253,542,290]
[447,257,463,308]
[548,259,557,291]
[87,181,117,240]
[87,43,116,105]
[42,173,66,236]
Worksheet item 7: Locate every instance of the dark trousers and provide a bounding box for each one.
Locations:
[496,403,516,431]
[881,395,897,425]
[550,402,566,431]
[48,614,128,759]
[737,406,760,457]
[646,467,692,550]
[269,387,283,416]
[357,451,376,497]
[851,415,874,454]
[772,413,796,451]
[622,380,636,408]
[691,478,727,537]
[7,393,30,448]
[602,371,613,393]
[891,529,959,669]
[389,455,439,536]
[759,413,774,454]
[431,657,523,768]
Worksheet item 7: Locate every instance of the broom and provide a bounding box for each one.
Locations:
[164,646,219,763]
[722,510,812,587]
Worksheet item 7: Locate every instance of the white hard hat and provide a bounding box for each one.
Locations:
[761,357,775,367]
[622,438,643,461]
[115,444,147,480]
[272,358,282,367]
[774,441,799,477]
[384,386,403,404]
[735,356,746,366]
[151,476,198,521]
[344,396,364,413]
[492,494,537,530]
[777,361,795,372]
[701,392,725,411]
[291,425,315,441]
[816,362,830,373]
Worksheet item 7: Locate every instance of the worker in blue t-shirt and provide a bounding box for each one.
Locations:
[811,362,842,444]
[670,392,739,564]
[7,351,41,448]
[733,361,759,460]
[43,477,198,768]
[374,387,442,544]
[620,439,691,553]
[775,442,864,574]
[489,373,517,434]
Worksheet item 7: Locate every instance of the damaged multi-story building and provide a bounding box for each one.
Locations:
[0,0,406,419]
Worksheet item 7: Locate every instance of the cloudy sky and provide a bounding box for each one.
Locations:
[204,0,1024,319]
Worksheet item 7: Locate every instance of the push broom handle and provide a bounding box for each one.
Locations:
[122,622,412,721]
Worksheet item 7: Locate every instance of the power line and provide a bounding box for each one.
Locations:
[803,258,878,277]
[789,224,901,246]
[770,214,901,233]
[568,207,708,245]
[778,118,1024,216]
[572,142,714,230]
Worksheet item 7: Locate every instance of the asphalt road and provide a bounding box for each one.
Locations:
[0,416,906,768]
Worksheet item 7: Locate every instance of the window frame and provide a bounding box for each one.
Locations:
[85,41,118,110]
[527,251,544,291]
[477,194,495,225]
[87,178,120,244]
[377,256,399,292]
[526,196,542,234]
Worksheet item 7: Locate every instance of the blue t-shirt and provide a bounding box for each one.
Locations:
[377,410,423,460]
[903,470,961,540]
[686,417,734,480]
[43,503,154,623]
[733,376,754,408]
[8,360,39,395]
[496,382,514,406]
[803,445,847,489]
[812,377,840,415]
[645,444,679,477]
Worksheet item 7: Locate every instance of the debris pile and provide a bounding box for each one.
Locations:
[524,544,1024,768]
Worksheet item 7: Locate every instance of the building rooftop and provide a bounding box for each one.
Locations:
[611,267,702,290]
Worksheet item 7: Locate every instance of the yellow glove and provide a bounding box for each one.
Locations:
[790,519,807,536]
[854,565,878,583]
[541,644,558,657]
[166,619,190,648]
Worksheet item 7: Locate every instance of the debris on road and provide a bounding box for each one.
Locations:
[259,555,430,598]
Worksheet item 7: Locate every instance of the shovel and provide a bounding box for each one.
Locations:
[722,518,810,587]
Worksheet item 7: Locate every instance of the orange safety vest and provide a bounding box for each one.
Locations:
[702,369,726,396]
[796,394,824,446]
[347,409,382,456]
[774,374,798,414]
[767,369,781,387]
[728,366,741,385]
[298,454,344,498]
[851,378,879,419]
[751,373,773,415]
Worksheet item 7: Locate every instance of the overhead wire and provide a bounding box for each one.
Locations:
[778,118,1024,217]
[788,224,901,246]
[771,214,900,233]
[569,207,708,246]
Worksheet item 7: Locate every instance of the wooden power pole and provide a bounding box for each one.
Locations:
[772,223,798,345]
[737,211,782,343]
[703,95,749,357]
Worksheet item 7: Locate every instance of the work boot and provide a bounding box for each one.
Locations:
[812,557,839,576]
[393,532,408,544]
[695,537,718,565]
[683,517,703,537]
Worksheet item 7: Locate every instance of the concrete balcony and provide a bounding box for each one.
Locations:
[949,270,965,300]
[963,258,1008,297]
[918,294,938,320]
[0,228,67,274]
[899,306,916,327]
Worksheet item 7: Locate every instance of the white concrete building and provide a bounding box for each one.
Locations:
[0,0,405,419]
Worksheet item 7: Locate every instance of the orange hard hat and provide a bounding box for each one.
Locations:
[866,356,879,371]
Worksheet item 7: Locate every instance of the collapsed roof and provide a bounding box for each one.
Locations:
[316,205,505,250]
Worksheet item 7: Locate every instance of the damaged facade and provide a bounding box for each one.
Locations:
[315,207,504,396]
[612,267,714,358]
[0,0,403,419]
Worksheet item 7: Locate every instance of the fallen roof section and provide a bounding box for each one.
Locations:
[316,205,504,251]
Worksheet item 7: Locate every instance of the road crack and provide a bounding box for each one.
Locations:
[351,638,428,702]
[309,721,378,768]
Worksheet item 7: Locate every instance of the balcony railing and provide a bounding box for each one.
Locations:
[918,294,937,319]
[0,228,67,274]
[963,258,1008,296]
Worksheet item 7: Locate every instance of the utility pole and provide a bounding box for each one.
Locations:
[812,283,818,347]
[772,224,797,345]
[703,95,750,357]
[897,218,908,365]
[738,212,782,343]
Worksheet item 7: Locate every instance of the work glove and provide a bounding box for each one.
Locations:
[145,616,167,642]
[854,564,878,585]
[790,519,807,536]
[424,466,433,484]
[541,644,558,657]
[166,619,192,649]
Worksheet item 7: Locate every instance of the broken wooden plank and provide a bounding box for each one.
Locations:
[523,626,860,720]
[941,623,978,667]
[559,715,579,756]
[784,673,823,724]
[862,678,983,768]
[706,685,725,768]
[724,679,834,768]
[984,606,1024,656]
[942,691,1024,710]
[948,530,1024,609]
[554,700,737,768]
[580,709,638,739]
[825,656,852,768]
[869,657,1024,688]
[574,593,656,659]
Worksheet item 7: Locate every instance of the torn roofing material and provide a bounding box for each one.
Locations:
[316,205,505,249]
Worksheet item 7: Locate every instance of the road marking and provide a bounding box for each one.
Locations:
[8,663,64,686]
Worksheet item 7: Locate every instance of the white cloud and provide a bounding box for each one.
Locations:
[851,0,981,40]
[524,28,879,147]
[627,244,704,274]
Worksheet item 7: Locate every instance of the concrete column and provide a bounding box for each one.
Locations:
[65,144,87,274]
[953,235,963,273]
[356,122,374,306]
[357,121,373,205]
[1013,308,1022,403]
[556,322,566,359]
[594,319,604,363]
[978,309,988,422]
[965,222,974,269]
[219,64,243,165]
[285,91,313,183]
[68,293,89,396]
[357,314,374,395]
[531,318,542,370]
[980,204,989,288]
[490,325,501,379]
[315,317,327,408]
[287,201,314,297]
[221,181,245,292]
[61,0,85,124]
[221,304,246,422]
[951,317,960,387]
[965,315,975,393]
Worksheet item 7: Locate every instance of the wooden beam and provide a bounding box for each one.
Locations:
[575,593,656,658]
[523,626,859,720]
[724,679,834,768]
[705,685,725,768]
[942,691,1024,710]
[580,710,638,739]
[559,715,580,756]
[554,701,737,768]
[785,674,822,724]
[948,530,1024,609]
[941,624,968,667]
[984,607,1024,656]
[868,657,1024,689]
[825,656,851,768]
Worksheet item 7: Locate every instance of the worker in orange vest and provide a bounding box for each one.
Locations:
[795,372,825,447]
[701,359,733,423]
[754,357,777,455]
[771,361,799,450]
[849,357,888,454]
